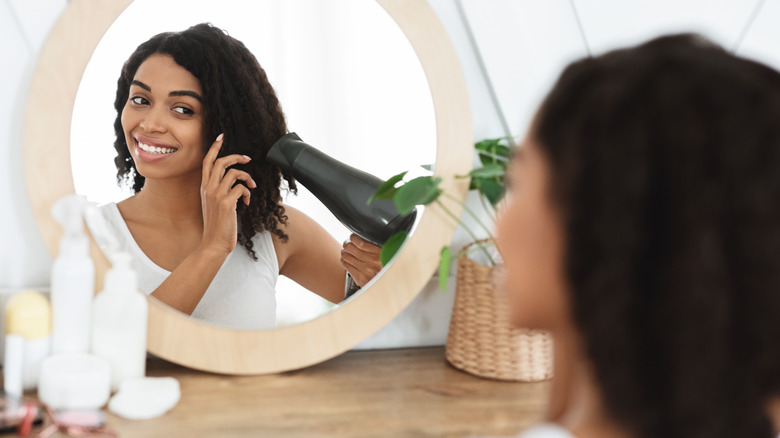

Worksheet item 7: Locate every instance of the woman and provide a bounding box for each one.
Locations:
[497,34,780,438]
[100,23,381,329]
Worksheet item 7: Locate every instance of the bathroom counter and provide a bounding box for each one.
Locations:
[40,347,549,437]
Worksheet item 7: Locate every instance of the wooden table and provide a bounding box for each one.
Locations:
[36,347,549,438]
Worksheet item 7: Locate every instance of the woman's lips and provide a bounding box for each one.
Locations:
[133,136,178,162]
[138,141,176,155]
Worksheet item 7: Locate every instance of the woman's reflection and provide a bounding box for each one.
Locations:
[95,23,381,329]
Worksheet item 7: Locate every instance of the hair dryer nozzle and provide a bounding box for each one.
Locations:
[266,132,305,172]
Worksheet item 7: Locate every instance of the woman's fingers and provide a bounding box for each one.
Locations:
[341,256,379,287]
[210,154,252,183]
[201,134,257,201]
[228,183,252,206]
[340,251,374,272]
[202,133,225,182]
[202,133,255,187]
[217,168,257,193]
[344,234,381,257]
[341,234,383,287]
[341,258,371,287]
[206,155,252,192]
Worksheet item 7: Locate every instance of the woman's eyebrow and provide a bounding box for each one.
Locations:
[169,90,203,103]
[130,80,203,103]
[131,80,151,91]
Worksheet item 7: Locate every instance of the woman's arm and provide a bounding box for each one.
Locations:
[150,245,232,314]
[150,134,255,314]
[272,206,345,303]
[273,205,382,304]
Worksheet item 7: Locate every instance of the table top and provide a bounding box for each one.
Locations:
[36,347,550,438]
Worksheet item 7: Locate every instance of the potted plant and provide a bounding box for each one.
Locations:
[369,138,553,382]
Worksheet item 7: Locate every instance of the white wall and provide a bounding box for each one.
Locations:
[458,0,780,144]
[2,0,779,348]
[0,0,65,292]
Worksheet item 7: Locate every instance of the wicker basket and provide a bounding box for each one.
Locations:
[445,242,554,382]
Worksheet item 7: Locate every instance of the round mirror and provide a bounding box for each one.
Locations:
[69,0,436,328]
[24,0,471,373]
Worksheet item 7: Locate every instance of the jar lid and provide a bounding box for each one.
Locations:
[5,290,51,339]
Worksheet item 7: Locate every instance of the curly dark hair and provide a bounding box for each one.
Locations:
[113,23,296,259]
[534,34,780,438]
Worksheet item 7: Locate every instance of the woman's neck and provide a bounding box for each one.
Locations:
[554,327,631,438]
[130,176,203,223]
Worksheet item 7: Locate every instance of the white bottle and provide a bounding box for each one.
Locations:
[4,291,52,392]
[91,252,148,392]
[50,194,95,354]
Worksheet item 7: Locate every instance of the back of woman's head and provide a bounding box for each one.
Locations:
[113,23,295,259]
[535,34,780,438]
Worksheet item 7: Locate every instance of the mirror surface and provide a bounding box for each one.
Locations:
[26,0,471,374]
[70,0,436,328]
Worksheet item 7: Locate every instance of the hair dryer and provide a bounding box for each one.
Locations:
[267,132,417,245]
[266,132,417,297]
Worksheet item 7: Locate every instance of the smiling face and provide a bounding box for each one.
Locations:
[495,134,570,330]
[121,53,205,184]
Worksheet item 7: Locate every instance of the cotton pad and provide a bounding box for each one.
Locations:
[108,377,180,420]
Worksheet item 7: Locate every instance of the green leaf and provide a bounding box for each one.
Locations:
[380,231,408,266]
[493,144,512,159]
[393,176,442,215]
[368,171,407,204]
[438,247,451,291]
[421,164,433,171]
[476,179,505,205]
[475,138,512,154]
[465,163,505,179]
[475,138,501,152]
[477,149,511,167]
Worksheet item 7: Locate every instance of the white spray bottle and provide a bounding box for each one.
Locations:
[50,194,95,354]
[91,252,148,392]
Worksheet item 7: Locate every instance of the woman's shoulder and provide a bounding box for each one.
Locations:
[95,200,136,231]
[268,203,312,255]
[93,201,122,227]
[516,423,576,438]
[114,196,142,224]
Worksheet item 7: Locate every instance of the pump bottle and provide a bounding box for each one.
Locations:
[91,252,148,392]
[50,194,94,354]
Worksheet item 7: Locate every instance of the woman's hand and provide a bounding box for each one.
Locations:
[199,133,257,256]
[341,234,383,287]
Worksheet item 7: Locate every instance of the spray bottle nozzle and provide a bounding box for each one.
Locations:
[51,194,89,257]
[52,194,87,236]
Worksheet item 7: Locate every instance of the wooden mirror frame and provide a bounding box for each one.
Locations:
[23,0,472,374]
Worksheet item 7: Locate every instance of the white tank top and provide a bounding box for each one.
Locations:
[94,202,278,330]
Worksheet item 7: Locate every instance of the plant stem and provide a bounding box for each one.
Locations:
[478,193,497,223]
[442,192,495,241]
[434,199,496,266]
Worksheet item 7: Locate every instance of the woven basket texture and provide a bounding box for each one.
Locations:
[445,253,554,382]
